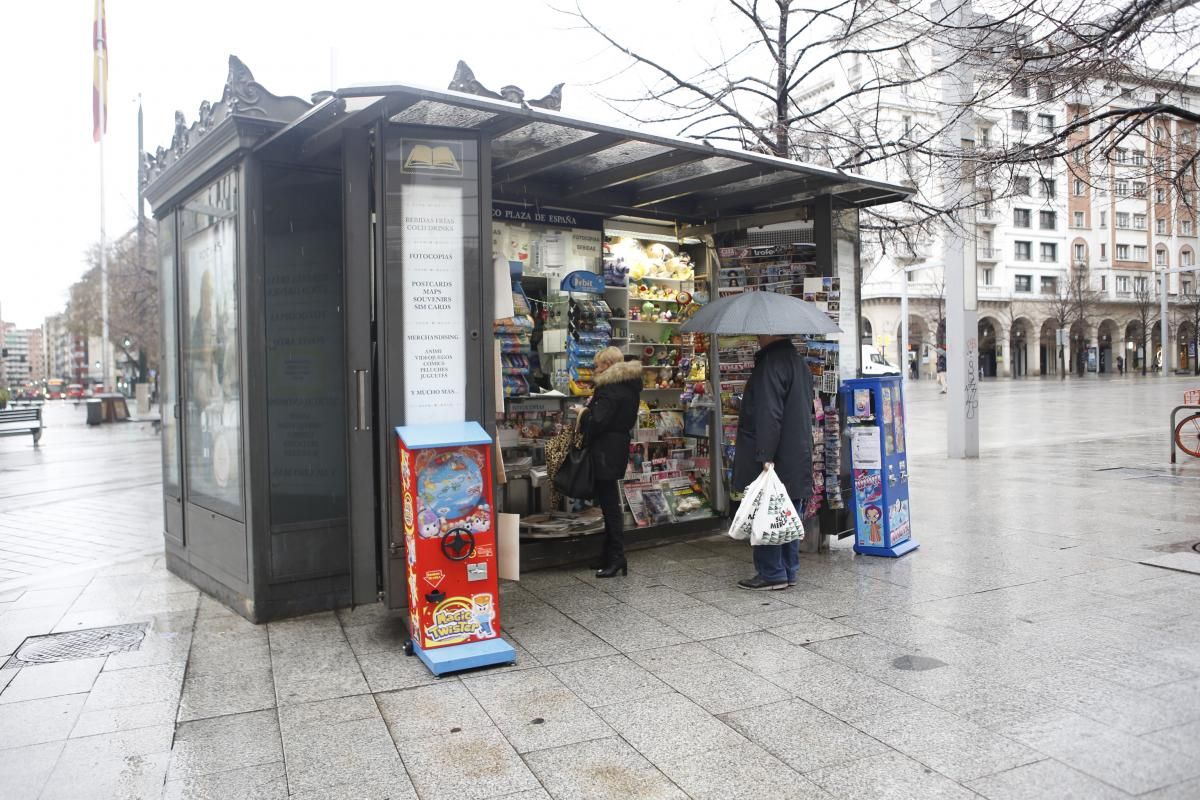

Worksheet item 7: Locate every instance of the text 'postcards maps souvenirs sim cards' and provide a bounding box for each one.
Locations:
[395,421,516,676]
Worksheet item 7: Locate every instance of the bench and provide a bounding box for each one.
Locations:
[0,406,43,445]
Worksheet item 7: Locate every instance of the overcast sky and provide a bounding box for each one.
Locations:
[0,0,741,330]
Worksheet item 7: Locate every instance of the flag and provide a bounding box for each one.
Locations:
[92,0,107,143]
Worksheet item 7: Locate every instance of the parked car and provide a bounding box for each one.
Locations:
[67,384,85,400]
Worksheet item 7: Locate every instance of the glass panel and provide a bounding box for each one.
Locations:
[390,99,499,129]
[180,171,243,519]
[545,142,675,181]
[384,129,481,425]
[634,156,744,190]
[158,213,181,498]
[491,121,592,164]
[262,167,347,526]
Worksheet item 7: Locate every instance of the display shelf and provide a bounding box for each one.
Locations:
[629,319,683,326]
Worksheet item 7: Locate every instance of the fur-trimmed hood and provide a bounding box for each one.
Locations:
[592,358,643,387]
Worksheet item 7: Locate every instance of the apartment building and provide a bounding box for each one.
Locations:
[815,15,1200,377]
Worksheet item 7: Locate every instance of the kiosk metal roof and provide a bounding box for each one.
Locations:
[262,82,913,225]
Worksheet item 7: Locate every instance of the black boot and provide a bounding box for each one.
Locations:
[595,558,627,578]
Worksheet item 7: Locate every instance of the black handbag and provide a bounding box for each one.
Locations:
[553,411,596,499]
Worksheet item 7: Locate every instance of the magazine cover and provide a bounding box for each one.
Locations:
[640,487,674,525]
[622,482,651,528]
[664,475,711,520]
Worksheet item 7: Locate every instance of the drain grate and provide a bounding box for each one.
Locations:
[2,623,148,669]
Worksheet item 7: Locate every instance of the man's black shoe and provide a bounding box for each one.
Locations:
[737,576,787,591]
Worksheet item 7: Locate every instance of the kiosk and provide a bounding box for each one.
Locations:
[144,56,912,621]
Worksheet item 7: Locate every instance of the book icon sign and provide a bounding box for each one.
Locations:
[402,140,463,175]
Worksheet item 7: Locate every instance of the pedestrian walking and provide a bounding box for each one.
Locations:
[936,350,947,393]
[581,346,642,578]
[1117,355,1124,375]
[731,336,814,590]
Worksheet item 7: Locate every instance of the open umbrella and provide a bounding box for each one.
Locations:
[680,290,841,335]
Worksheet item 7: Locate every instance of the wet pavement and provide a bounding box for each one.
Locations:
[1,375,1199,799]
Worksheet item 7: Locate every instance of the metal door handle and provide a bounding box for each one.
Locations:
[354,369,370,431]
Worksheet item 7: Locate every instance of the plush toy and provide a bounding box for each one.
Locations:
[604,257,630,287]
[642,301,657,321]
[629,262,646,282]
[657,368,673,389]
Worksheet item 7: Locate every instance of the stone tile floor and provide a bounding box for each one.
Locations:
[1,376,1200,798]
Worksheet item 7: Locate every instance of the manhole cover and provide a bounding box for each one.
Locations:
[2,623,148,669]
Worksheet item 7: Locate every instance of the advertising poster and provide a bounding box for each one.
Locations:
[402,183,465,423]
[853,468,884,547]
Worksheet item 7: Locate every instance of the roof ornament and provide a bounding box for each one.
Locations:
[448,60,564,111]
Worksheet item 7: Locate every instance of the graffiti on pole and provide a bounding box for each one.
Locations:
[964,336,979,419]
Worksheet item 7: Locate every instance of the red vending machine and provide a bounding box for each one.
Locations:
[395,422,516,676]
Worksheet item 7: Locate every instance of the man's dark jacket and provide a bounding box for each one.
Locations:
[582,358,643,480]
[731,339,814,501]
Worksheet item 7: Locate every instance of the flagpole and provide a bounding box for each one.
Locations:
[100,131,110,392]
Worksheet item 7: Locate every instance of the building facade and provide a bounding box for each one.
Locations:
[814,12,1200,377]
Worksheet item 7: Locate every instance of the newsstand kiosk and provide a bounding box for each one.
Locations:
[841,376,918,557]
[395,422,516,675]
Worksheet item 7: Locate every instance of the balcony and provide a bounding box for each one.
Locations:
[976,206,1001,224]
[977,247,1000,262]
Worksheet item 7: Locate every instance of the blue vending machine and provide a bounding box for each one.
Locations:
[840,376,918,558]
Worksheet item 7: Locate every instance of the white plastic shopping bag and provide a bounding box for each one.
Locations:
[750,467,805,546]
[727,469,771,540]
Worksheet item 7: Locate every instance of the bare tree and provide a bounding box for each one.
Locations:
[65,226,160,382]
[569,0,1200,253]
[1132,282,1158,375]
[1067,263,1104,375]
[1045,277,1075,378]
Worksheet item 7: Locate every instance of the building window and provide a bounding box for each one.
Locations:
[1116,212,1130,229]
[1184,250,1196,266]
[1015,241,1032,261]
[1134,276,1149,293]
[1133,181,1147,198]
[1158,218,1168,234]
[1100,275,1107,291]
[1074,243,1086,261]
[1156,249,1168,266]
[1133,245,1147,261]
[1015,274,1032,292]
[1100,211,1108,228]
[1037,81,1053,101]
[1116,181,1129,196]
[1073,149,1084,165]
[1014,78,1029,98]
[1073,179,1085,196]
[1117,244,1130,260]
[1038,113,1055,132]
[1014,208,1032,228]
[1116,148,1128,164]
[1132,150,1145,165]
[1040,242,1058,262]
[1154,155,1167,171]
[1041,275,1058,294]
[1133,213,1147,229]
[978,127,991,148]
[1156,187,1167,203]
[1100,243,1107,260]
[983,267,993,285]
[1039,178,1056,198]
[1184,220,1194,236]
[1073,211,1085,228]
[1116,275,1130,293]
[1014,176,1031,195]
[1012,110,1029,131]
[1040,210,1057,229]
[1156,126,1166,141]
[1184,130,1194,144]
[1184,277,1193,295]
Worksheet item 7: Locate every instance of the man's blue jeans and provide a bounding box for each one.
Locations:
[753,538,800,584]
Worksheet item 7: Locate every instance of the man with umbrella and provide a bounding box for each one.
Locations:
[730,335,814,589]
[682,290,831,591]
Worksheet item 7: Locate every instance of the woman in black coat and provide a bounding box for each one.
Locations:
[581,346,642,577]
